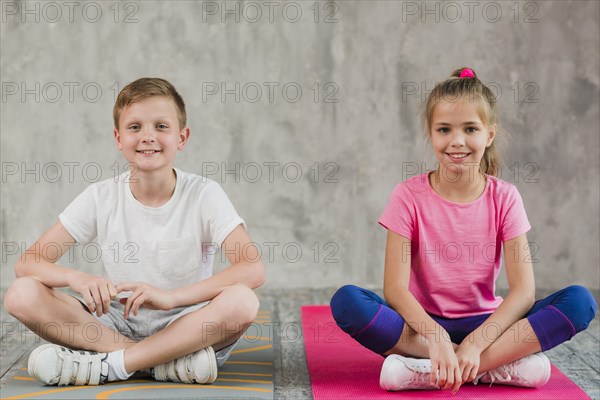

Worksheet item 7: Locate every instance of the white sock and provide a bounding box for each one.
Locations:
[105,349,134,382]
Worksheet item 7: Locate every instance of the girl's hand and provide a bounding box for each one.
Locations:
[116,282,176,320]
[67,270,117,317]
[456,342,482,383]
[428,339,462,393]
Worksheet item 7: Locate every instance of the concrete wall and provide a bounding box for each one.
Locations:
[1,1,598,293]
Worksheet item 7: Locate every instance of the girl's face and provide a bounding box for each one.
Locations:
[429,98,496,179]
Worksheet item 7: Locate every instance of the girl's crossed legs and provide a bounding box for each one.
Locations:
[330,285,597,387]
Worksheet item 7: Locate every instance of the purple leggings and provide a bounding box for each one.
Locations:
[330,285,597,355]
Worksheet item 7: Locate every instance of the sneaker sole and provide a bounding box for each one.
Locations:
[205,346,218,384]
[535,353,551,388]
[379,355,401,391]
[28,344,60,383]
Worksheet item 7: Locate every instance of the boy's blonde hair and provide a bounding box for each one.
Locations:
[424,68,502,177]
[113,78,186,130]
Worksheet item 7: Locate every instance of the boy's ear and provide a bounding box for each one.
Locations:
[177,127,190,150]
[114,128,123,150]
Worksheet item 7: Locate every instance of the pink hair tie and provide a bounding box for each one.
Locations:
[459,68,475,78]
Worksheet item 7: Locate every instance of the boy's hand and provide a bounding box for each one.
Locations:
[66,271,117,317]
[116,282,176,320]
[428,336,462,394]
[456,341,482,384]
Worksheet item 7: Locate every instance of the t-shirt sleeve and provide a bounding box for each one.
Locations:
[58,185,98,244]
[501,186,531,242]
[378,183,415,240]
[200,182,246,247]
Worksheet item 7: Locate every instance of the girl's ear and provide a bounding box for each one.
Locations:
[487,124,497,147]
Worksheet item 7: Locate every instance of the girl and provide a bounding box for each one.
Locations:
[330,68,597,394]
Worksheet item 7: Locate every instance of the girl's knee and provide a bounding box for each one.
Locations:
[330,285,384,334]
[330,285,366,322]
[331,285,404,354]
[331,285,360,311]
[4,277,45,317]
[561,285,597,331]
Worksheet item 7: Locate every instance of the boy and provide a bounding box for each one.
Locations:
[4,78,265,386]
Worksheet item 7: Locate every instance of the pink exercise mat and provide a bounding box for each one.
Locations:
[301,305,590,400]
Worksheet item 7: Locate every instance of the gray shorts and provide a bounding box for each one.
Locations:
[72,296,239,367]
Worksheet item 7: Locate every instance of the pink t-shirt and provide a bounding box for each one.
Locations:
[379,172,531,318]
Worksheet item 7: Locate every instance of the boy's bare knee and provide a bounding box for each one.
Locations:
[4,277,46,317]
[220,284,260,326]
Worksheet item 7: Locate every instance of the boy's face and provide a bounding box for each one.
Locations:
[114,96,189,174]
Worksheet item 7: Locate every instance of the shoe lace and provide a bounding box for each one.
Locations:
[410,364,435,388]
[474,363,515,387]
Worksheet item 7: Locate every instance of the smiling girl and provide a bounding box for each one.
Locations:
[330,68,597,394]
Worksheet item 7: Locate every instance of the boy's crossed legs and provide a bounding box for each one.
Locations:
[4,277,259,385]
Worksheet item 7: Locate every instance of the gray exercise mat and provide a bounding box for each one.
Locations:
[0,309,274,399]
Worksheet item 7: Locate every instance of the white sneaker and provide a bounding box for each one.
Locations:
[153,346,218,384]
[474,352,551,388]
[28,344,109,386]
[380,354,440,391]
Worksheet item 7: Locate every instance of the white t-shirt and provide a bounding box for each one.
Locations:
[59,168,245,290]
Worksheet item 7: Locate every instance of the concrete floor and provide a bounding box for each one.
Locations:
[1,287,599,399]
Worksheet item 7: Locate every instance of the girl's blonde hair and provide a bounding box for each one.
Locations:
[424,68,502,177]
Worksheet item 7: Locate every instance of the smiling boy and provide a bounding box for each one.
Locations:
[4,78,265,386]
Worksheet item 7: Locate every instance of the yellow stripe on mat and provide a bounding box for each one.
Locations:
[0,382,272,400]
[0,380,152,400]
[95,384,272,398]
[224,361,273,366]
[242,336,273,341]
[220,372,273,377]
[217,378,272,384]
[1,386,87,400]
[230,344,272,354]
